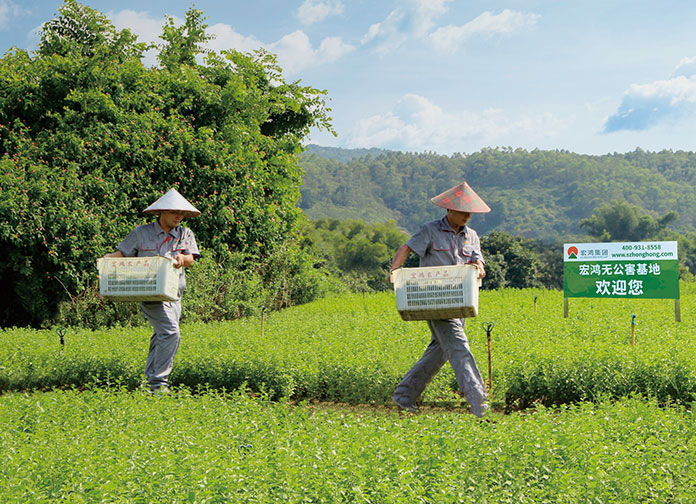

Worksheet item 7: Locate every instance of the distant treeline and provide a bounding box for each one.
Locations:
[299,145,696,240]
[300,219,564,292]
[298,145,696,288]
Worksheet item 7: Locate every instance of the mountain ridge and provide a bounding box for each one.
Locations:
[298,145,696,240]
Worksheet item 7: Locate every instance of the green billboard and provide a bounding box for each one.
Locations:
[563,241,679,300]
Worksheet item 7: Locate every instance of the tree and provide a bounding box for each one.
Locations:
[0,2,333,326]
[38,0,146,61]
[158,8,212,70]
[580,200,678,241]
[303,218,408,291]
[481,231,542,289]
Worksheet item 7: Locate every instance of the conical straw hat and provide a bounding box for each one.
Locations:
[430,181,491,213]
[143,188,201,218]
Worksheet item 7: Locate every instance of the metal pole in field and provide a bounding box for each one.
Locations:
[631,313,636,347]
[675,299,681,322]
[482,322,495,392]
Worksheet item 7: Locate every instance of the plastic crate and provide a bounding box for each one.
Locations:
[392,264,480,321]
[97,256,181,302]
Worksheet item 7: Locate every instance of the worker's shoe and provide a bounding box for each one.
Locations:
[393,397,419,413]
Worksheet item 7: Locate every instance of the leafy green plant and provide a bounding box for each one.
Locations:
[0,1,333,326]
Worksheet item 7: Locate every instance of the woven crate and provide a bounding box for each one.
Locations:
[392,264,480,321]
[97,256,181,302]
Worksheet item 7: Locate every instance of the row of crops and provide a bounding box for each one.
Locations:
[2,388,695,502]
[2,285,696,408]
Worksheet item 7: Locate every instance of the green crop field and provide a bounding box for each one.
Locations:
[2,285,696,407]
[2,285,696,502]
[2,389,696,502]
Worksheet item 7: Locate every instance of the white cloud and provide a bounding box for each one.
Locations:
[207,23,264,54]
[346,94,568,152]
[0,0,28,30]
[317,36,355,63]
[430,9,540,52]
[361,12,407,53]
[269,30,354,74]
[604,57,696,132]
[410,0,453,37]
[627,77,696,103]
[297,0,344,25]
[361,0,453,53]
[675,56,696,78]
[106,9,353,74]
[108,9,170,44]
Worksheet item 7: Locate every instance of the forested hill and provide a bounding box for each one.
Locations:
[304,144,392,162]
[298,146,696,241]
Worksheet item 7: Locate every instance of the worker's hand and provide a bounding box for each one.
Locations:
[173,254,186,268]
[102,251,125,259]
[173,253,194,268]
[476,262,486,279]
[387,245,411,285]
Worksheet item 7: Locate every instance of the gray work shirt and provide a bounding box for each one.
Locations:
[406,216,484,267]
[118,221,201,296]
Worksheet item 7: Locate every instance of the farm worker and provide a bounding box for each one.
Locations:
[387,181,490,417]
[103,188,201,392]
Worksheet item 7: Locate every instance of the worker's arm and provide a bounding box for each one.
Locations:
[387,244,412,283]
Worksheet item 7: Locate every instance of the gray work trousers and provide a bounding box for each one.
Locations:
[140,300,181,391]
[393,318,487,415]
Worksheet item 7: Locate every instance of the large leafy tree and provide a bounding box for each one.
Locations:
[303,218,408,290]
[0,0,332,326]
[580,200,678,241]
[481,231,543,289]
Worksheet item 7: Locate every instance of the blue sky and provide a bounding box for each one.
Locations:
[1,0,696,155]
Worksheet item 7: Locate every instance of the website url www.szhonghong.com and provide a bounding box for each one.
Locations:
[611,251,676,260]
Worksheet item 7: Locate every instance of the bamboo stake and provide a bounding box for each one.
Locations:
[487,330,492,391]
[631,313,636,347]
[261,307,266,338]
[481,322,495,392]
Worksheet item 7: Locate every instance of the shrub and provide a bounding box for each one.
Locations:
[0,1,332,326]
[54,245,339,328]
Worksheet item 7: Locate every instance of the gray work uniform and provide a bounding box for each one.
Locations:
[118,221,200,391]
[392,216,488,416]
